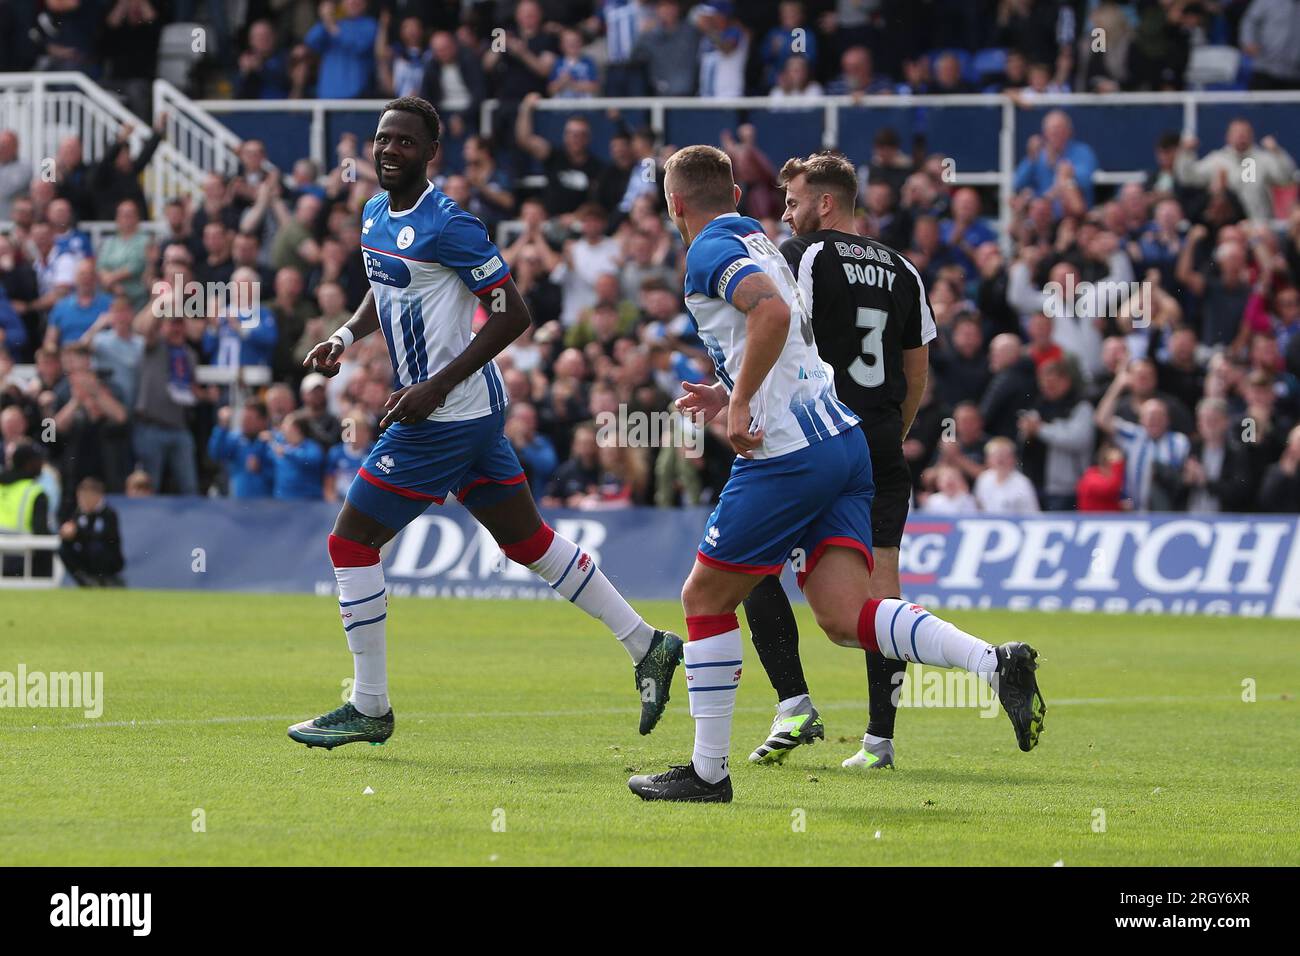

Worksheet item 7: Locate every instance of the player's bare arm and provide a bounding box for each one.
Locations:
[381,277,531,427]
[303,288,381,373]
[727,271,791,456]
[900,345,929,440]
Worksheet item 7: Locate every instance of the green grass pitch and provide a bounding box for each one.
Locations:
[1,590,1296,866]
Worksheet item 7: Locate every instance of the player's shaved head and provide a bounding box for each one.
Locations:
[664,145,737,215]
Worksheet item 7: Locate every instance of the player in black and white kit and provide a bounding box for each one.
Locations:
[744,151,936,769]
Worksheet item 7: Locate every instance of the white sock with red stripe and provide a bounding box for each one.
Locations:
[858,598,997,674]
[329,534,390,717]
[685,613,744,783]
[501,524,655,662]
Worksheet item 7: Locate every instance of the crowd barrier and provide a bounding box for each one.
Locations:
[197,90,1300,252]
[104,497,1300,618]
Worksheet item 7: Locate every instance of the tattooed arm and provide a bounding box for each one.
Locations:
[726,271,791,456]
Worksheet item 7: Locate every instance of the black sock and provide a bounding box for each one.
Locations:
[865,652,907,739]
[742,575,808,701]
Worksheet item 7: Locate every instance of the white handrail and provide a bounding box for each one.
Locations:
[0,72,151,168]
[193,89,1300,114]
[0,534,64,588]
[7,81,1299,241]
[152,79,248,214]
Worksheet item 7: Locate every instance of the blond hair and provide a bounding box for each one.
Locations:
[984,436,1016,460]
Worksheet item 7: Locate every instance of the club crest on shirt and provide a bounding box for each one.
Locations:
[396,225,415,249]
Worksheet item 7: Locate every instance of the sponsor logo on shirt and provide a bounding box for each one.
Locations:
[362,250,411,288]
[376,454,396,474]
[470,255,504,283]
[836,240,893,265]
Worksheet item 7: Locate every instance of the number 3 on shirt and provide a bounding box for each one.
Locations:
[849,307,888,388]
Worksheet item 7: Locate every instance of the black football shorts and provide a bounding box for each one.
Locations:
[857,408,911,550]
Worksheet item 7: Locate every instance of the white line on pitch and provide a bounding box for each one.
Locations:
[3,694,1278,733]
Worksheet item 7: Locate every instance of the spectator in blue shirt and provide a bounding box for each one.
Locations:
[505,402,557,491]
[548,28,600,99]
[0,285,26,359]
[304,0,379,99]
[597,0,648,96]
[377,15,431,98]
[46,260,112,350]
[827,46,893,96]
[269,412,324,500]
[49,198,94,263]
[1013,110,1099,208]
[939,187,999,278]
[761,0,817,88]
[201,268,279,368]
[89,295,145,408]
[236,19,290,99]
[1134,198,1186,290]
[325,416,374,503]
[208,402,275,498]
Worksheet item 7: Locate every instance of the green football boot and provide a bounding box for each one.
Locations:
[635,629,684,735]
[287,701,394,749]
[994,642,1047,752]
[749,705,825,764]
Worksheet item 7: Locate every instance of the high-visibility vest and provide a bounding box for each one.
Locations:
[0,478,39,533]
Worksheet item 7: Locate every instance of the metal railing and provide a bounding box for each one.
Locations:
[0,72,148,169]
[0,535,63,589]
[511,90,1300,250]
[0,219,167,252]
[152,78,248,211]
[7,81,1300,251]
[0,73,216,218]
[192,92,392,178]
[183,88,1300,252]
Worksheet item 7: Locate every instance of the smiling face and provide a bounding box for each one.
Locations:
[373,108,437,194]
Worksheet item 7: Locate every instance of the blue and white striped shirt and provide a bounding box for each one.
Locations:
[1113,419,1190,511]
[361,182,510,422]
[602,0,644,64]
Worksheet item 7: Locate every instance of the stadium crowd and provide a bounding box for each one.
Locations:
[3,0,1300,555]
